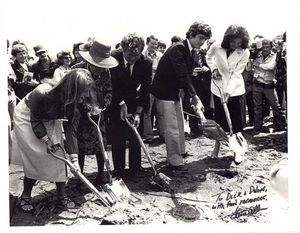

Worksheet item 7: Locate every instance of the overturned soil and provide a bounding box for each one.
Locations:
[9,115,288,226]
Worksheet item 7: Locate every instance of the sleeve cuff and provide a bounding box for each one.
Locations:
[40,135,49,142]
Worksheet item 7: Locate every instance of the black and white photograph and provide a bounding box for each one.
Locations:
[2,0,299,232]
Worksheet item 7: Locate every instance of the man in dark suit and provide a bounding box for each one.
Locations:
[151,21,212,170]
[110,33,152,176]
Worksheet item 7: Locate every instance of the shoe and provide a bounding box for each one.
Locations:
[113,169,125,178]
[251,128,261,135]
[19,196,34,212]
[168,165,188,171]
[57,195,76,210]
[189,128,202,138]
[94,174,109,186]
[129,167,148,177]
[181,152,193,158]
[145,138,153,144]
[76,179,90,193]
[233,152,242,165]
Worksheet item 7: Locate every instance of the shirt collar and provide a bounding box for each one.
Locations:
[187,39,194,53]
[123,57,130,67]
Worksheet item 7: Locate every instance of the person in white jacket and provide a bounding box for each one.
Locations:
[206,24,250,164]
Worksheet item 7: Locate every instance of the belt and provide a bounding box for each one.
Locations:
[254,80,274,89]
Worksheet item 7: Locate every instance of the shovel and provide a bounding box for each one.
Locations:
[212,80,247,158]
[49,144,112,207]
[87,113,130,202]
[125,116,172,189]
[183,110,228,141]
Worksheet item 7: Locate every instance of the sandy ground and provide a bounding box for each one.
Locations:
[9,115,289,227]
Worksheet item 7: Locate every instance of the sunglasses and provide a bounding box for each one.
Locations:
[37,51,46,56]
[62,56,71,60]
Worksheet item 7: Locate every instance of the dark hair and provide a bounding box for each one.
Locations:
[186,21,212,39]
[171,35,182,44]
[146,35,158,44]
[221,25,250,49]
[253,34,264,40]
[56,49,72,65]
[158,40,166,48]
[121,33,145,53]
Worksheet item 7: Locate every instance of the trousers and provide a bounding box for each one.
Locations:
[156,98,185,166]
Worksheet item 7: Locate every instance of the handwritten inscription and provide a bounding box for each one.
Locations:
[212,185,268,219]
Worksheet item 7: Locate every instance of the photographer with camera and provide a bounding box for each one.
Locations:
[249,38,286,135]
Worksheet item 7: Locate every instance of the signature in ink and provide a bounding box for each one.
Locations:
[229,204,268,219]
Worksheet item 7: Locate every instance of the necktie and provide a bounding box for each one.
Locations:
[191,49,195,58]
[125,63,131,77]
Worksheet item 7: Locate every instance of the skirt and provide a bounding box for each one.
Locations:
[11,99,67,182]
[213,94,245,134]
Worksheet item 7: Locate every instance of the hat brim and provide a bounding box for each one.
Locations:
[79,51,119,68]
[35,49,47,54]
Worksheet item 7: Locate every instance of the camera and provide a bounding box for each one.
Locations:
[249,41,262,60]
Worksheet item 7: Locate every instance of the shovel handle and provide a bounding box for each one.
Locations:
[49,145,111,207]
[87,113,113,184]
[125,117,157,175]
[212,80,233,136]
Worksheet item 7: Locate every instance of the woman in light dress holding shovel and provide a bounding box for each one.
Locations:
[11,69,94,212]
[206,25,250,164]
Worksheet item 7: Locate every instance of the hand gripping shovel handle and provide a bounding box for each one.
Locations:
[212,80,233,136]
[87,113,113,185]
[49,144,111,207]
[125,117,157,175]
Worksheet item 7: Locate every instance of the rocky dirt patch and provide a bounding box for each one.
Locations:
[9,118,288,226]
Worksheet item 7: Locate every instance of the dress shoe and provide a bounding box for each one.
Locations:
[181,152,193,158]
[189,128,202,138]
[129,167,148,177]
[251,128,261,135]
[145,138,153,144]
[113,169,125,178]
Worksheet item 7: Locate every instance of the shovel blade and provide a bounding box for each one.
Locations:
[103,178,130,201]
[228,132,247,156]
[200,120,228,141]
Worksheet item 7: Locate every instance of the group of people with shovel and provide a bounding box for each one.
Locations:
[9,20,273,212]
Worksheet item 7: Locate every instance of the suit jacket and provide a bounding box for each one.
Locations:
[206,43,250,97]
[150,39,197,101]
[110,49,152,115]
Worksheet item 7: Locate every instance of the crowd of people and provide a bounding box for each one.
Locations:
[7,21,287,212]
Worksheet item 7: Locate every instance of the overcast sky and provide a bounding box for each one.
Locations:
[2,0,292,58]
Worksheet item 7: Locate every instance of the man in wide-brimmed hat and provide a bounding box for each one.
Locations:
[71,38,119,190]
[110,32,152,177]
